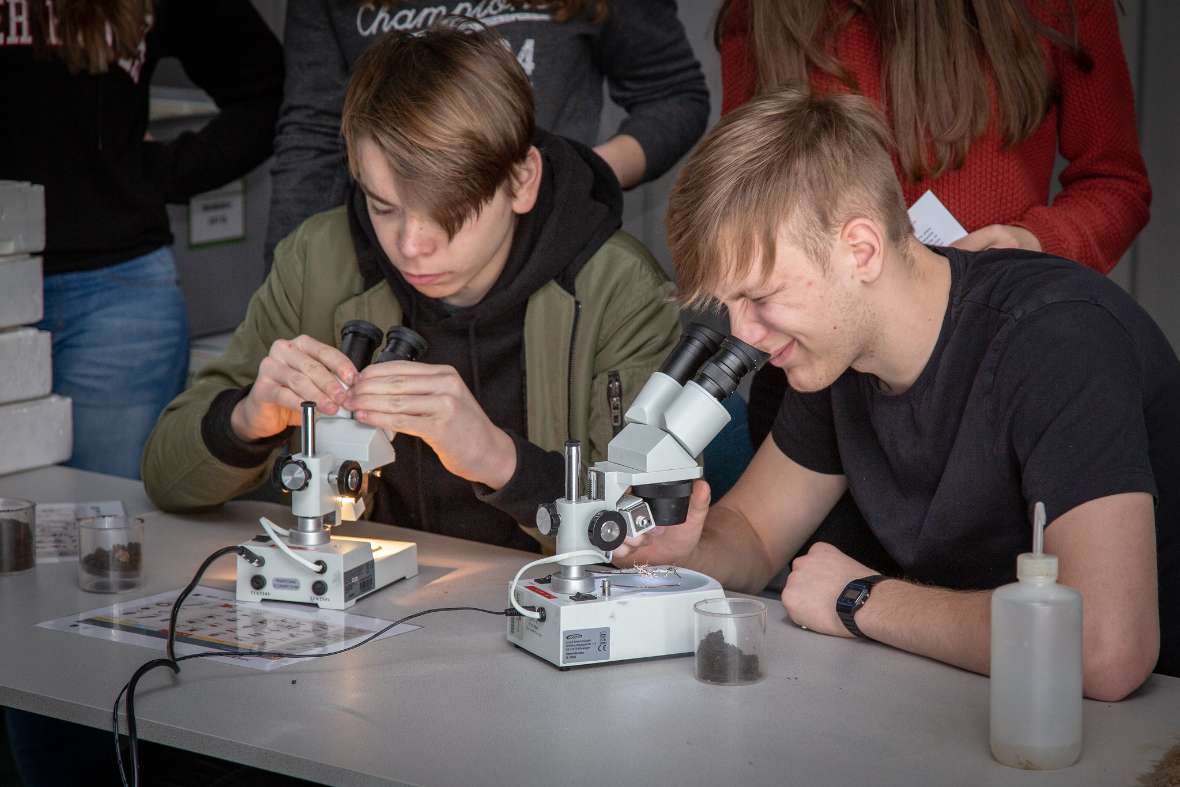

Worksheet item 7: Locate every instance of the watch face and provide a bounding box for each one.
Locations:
[840,587,864,603]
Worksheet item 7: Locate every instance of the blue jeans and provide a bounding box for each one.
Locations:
[36,248,189,479]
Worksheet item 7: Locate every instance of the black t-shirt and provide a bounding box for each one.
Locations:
[772,247,1180,677]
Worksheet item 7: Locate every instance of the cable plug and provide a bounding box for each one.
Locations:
[237,546,265,567]
[505,606,545,621]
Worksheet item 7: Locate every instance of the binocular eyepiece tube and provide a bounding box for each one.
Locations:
[377,326,429,365]
[659,323,725,385]
[691,336,769,402]
[340,320,384,375]
[339,320,429,373]
[653,322,770,399]
[632,328,770,526]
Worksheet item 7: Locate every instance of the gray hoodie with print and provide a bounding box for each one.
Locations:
[265,0,710,261]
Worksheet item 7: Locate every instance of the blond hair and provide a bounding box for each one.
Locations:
[341,20,534,238]
[666,88,912,306]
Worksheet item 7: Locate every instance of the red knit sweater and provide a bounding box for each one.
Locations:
[720,0,1151,274]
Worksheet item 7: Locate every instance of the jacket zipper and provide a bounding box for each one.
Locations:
[607,371,623,436]
[567,299,581,441]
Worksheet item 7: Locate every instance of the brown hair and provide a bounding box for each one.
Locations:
[361,1,609,23]
[715,0,1086,180]
[32,0,151,75]
[666,88,912,307]
[341,20,535,239]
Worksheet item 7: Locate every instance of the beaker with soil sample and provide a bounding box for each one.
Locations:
[0,498,35,575]
[78,515,144,592]
[693,597,766,685]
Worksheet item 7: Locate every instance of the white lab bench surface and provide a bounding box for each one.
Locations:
[0,466,1176,786]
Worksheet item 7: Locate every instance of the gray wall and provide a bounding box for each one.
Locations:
[161,1,1179,348]
[1125,0,1180,347]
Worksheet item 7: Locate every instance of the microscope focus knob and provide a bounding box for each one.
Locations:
[536,503,560,536]
[336,460,364,498]
[277,458,311,493]
[587,510,627,552]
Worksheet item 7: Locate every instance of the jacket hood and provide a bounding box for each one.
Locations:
[348,128,623,330]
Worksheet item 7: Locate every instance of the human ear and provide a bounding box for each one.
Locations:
[839,217,885,284]
[509,146,543,215]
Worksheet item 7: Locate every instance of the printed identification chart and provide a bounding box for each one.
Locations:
[35,501,126,563]
[38,587,418,670]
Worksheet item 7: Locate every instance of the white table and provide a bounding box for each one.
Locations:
[0,466,1177,786]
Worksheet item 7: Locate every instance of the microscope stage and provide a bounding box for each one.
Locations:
[508,567,724,667]
[236,535,417,610]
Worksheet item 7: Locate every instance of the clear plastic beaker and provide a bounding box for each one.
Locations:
[0,498,35,575]
[694,597,766,685]
[77,515,144,593]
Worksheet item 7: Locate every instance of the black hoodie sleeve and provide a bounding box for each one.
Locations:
[200,386,292,469]
[595,0,710,182]
[473,431,565,526]
[141,0,284,203]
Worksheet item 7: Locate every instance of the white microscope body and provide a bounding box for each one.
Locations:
[508,327,767,667]
[235,323,423,610]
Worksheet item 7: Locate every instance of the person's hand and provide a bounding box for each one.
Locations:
[781,542,878,637]
[231,335,356,441]
[344,361,516,489]
[952,224,1041,253]
[611,480,710,566]
[593,133,646,189]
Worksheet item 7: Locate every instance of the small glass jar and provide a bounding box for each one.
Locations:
[693,597,766,685]
[77,515,145,593]
[0,498,35,575]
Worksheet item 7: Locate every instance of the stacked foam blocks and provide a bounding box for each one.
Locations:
[0,181,72,475]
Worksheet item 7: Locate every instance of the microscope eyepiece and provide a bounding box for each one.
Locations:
[658,323,725,385]
[376,326,429,364]
[340,320,384,374]
[692,337,769,401]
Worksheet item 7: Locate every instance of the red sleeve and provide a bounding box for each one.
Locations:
[1012,0,1151,274]
[719,0,756,115]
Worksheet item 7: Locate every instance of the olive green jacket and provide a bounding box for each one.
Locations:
[141,207,680,547]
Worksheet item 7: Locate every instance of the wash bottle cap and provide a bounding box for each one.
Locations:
[1017,501,1058,581]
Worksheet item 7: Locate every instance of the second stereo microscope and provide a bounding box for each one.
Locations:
[508,325,768,667]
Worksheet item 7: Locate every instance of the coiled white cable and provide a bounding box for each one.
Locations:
[508,549,605,619]
[259,516,324,574]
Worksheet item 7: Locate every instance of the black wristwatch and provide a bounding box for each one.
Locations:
[836,575,889,639]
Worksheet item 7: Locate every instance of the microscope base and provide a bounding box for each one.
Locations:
[236,535,417,610]
[508,567,723,667]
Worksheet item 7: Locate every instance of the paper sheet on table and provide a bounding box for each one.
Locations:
[35,501,125,563]
[908,190,967,245]
[37,586,419,671]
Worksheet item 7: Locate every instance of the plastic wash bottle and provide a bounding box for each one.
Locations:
[990,502,1083,769]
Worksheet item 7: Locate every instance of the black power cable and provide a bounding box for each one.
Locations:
[111,544,527,787]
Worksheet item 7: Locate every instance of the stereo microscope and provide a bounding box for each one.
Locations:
[235,322,424,610]
[508,325,768,667]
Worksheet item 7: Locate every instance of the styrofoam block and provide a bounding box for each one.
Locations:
[0,254,43,329]
[0,395,72,476]
[0,328,51,405]
[0,181,45,255]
